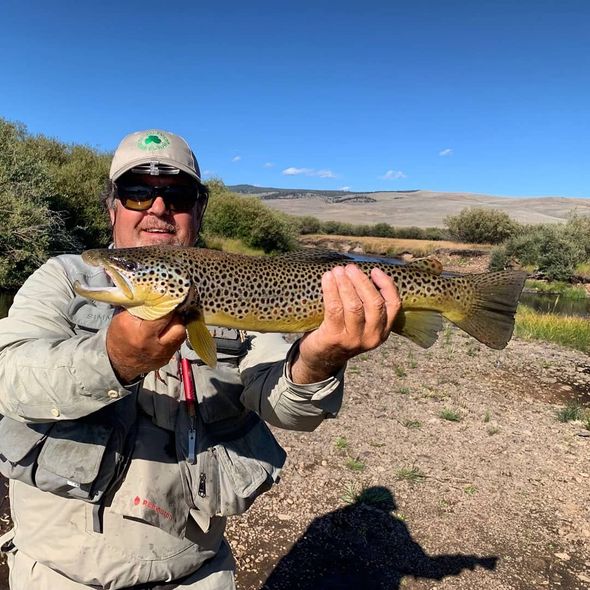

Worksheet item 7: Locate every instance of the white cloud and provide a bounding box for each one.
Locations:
[283,167,313,176]
[380,169,407,180]
[282,167,337,178]
[439,148,453,157]
[202,169,213,176]
[339,186,351,191]
[232,155,242,162]
[263,162,275,168]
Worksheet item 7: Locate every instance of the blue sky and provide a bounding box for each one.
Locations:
[1,0,589,197]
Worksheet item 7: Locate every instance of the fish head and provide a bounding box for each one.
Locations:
[74,246,193,320]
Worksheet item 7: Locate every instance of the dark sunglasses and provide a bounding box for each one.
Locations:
[115,182,206,212]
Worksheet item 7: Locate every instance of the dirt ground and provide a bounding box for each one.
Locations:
[1,253,589,589]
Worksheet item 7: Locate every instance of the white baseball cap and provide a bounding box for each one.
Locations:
[109,129,202,182]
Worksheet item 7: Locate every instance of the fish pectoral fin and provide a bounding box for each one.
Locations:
[405,257,443,275]
[128,298,184,321]
[392,310,443,348]
[187,317,218,368]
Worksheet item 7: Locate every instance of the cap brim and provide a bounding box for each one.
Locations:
[110,157,201,182]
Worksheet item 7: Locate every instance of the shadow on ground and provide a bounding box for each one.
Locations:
[261,486,498,590]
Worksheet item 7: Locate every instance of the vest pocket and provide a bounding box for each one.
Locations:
[35,421,115,502]
[0,418,52,485]
[180,415,286,518]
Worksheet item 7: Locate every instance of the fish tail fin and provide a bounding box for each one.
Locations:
[443,270,527,349]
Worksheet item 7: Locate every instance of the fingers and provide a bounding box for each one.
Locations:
[371,267,401,333]
[158,314,187,346]
[107,310,186,383]
[321,264,400,349]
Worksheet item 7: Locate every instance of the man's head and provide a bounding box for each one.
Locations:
[105,129,208,248]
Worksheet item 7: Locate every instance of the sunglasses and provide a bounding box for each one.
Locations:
[115,183,206,212]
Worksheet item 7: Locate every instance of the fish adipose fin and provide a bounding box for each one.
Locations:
[444,270,527,350]
[392,310,443,348]
[187,317,218,368]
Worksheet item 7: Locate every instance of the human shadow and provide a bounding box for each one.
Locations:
[261,486,497,590]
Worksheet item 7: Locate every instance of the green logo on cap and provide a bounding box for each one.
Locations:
[137,132,170,151]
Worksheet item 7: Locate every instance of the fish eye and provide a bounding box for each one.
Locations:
[112,256,138,272]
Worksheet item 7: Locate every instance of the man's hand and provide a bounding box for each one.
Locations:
[291,264,401,384]
[106,310,186,384]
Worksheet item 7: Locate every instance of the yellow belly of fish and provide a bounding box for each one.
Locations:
[204,309,324,333]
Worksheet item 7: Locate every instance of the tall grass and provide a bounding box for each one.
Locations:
[201,235,265,256]
[515,305,590,353]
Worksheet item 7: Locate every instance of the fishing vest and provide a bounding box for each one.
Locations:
[0,254,286,527]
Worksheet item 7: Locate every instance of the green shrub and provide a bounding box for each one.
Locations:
[295,215,322,234]
[488,245,509,271]
[202,181,297,253]
[564,212,590,258]
[538,234,583,282]
[505,224,585,281]
[445,207,520,244]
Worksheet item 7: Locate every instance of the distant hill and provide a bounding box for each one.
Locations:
[227,185,590,228]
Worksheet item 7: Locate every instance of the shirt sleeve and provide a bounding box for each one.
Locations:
[238,333,345,431]
[0,259,131,423]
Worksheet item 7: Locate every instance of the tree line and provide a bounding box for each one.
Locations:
[1,117,588,289]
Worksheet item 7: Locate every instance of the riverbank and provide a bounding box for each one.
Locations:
[1,243,589,589]
[1,332,588,589]
[227,331,590,590]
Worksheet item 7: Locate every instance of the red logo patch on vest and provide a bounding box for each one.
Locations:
[132,496,173,520]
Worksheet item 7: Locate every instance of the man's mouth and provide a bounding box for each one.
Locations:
[143,227,175,234]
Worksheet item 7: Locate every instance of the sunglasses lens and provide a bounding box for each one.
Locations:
[162,186,199,212]
[115,184,202,212]
[116,185,154,211]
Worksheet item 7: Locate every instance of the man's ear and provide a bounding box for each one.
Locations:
[193,196,209,233]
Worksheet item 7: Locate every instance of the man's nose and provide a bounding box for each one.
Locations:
[148,195,169,215]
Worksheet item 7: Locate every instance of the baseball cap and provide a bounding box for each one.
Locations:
[109,129,202,182]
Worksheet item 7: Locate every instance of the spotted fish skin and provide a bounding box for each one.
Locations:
[75,246,528,358]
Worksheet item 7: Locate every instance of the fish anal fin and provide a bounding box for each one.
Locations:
[406,257,443,275]
[187,317,218,368]
[392,310,443,348]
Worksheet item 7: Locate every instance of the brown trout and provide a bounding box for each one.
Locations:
[74,246,527,367]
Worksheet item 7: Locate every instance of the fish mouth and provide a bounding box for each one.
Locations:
[79,252,135,301]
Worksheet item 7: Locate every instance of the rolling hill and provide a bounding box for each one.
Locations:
[227,185,590,228]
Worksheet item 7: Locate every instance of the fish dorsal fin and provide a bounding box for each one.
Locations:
[275,248,353,264]
[392,310,443,348]
[187,317,218,368]
[406,257,443,275]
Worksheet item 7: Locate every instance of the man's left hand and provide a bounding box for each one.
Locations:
[291,264,401,384]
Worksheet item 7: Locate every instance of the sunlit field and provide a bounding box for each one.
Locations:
[299,234,493,258]
[515,305,590,353]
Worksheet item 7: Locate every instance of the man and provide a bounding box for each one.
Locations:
[0,129,400,589]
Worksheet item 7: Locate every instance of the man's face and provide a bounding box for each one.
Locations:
[109,173,205,248]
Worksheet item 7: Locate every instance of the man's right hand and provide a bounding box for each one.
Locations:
[106,310,186,384]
